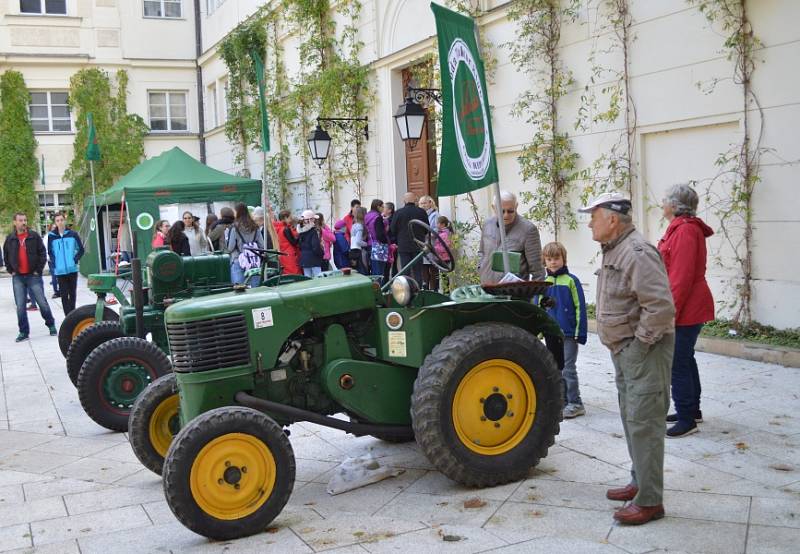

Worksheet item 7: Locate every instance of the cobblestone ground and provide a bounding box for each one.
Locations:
[0,276,799,553]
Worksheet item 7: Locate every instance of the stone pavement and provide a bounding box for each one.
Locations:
[0,275,799,553]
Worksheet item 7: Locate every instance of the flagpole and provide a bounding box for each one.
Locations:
[90,160,102,271]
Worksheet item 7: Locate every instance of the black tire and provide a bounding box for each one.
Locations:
[66,321,125,387]
[77,337,171,432]
[129,373,179,475]
[58,303,119,357]
[163,407,296,541]
[411,322,562,488]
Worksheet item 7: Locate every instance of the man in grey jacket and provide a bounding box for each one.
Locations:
[580,192,675,525]
[478,190,545,284]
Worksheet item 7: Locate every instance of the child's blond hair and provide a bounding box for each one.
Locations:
[542,241,568,265]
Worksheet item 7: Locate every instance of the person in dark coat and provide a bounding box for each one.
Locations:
[208,207,234,251]
[3,212,57,341]
[298,210,324,277]
[166,220,191,256]
[390,192,429,286]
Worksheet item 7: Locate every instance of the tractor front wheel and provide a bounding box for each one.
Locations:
[411,323,562,488]
[58,304,118,357]
[129,373,179,475]
[66,321,125,386]
[163,407,295,541]
[77,337,171,431]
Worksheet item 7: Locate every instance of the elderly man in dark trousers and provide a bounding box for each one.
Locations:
[580,192,675,525]
[390,192,428,286]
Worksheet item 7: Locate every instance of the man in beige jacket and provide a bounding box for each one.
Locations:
[580,192,675,525]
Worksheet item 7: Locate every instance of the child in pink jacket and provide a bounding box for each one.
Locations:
[317,213,336,271]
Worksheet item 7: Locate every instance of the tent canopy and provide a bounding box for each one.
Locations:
[97,146,261,204]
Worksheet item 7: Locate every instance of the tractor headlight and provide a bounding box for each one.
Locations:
[391,275,417,306]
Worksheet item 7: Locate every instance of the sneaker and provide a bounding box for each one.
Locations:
[48,325,58,336]
[666,411,703,424]
[52,292,60,298]
[27,305,38,312]
[563,403,586,419]
[15,333,29,342]
[666,420,699,438]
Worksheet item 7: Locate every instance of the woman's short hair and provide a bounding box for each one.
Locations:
[370,199,383,212]
[542,242,568,264]
[664,183,699,217]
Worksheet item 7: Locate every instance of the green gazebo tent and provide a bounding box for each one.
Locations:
[78,147,261,276]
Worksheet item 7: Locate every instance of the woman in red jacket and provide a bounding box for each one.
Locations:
[658,184,715,438]
[273,209,301,275]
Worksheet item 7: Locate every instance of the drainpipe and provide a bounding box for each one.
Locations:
[193,0,207,163]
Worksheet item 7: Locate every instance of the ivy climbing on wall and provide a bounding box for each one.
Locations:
[0,70,39,225]
[688,0,763,327]
[63,69,148,213]
[506,0,582,241]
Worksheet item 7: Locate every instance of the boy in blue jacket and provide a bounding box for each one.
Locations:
[541,242,588,418]
[48,212,84,315]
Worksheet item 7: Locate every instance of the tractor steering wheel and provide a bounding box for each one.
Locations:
[408,219,455,273]
[243,247,286,260]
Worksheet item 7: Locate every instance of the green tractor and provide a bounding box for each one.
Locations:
[67,247,282,432]
[129,221,564,540]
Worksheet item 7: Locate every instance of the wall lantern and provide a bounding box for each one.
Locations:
[306,117,368,167]
[393,87,442,149]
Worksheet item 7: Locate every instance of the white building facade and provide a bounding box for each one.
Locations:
[2,0,798,329]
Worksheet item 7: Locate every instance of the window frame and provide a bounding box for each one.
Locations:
[143,0,182,19]
[29,90,72,134]
[19,0,68,16]
[206,0,226,16]
[148,90,189,133]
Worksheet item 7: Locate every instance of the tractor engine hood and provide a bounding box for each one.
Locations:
[164,273,376,373]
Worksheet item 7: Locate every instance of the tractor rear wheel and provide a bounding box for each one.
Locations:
[163,407,295,540]
[411,323,562,488]
[77,337,171,432]
[66,321,125,387]
[129,373,179,475]
[58,304,118,357]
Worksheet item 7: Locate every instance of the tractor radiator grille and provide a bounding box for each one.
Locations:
[167,314,250,372]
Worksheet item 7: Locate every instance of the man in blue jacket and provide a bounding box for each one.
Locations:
[48,212,84,315]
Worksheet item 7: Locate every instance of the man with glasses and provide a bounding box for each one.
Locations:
[478,190,545,284]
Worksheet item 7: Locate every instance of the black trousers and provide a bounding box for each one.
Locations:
[57,272,79,315]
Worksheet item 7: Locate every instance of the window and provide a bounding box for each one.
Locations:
[20,0,67,15]
[144,0,181,18]
[206,0,226,15]
[219,77,228,124]
[149,91,187,131]
[30,91,71,132]
[207,82,218,129]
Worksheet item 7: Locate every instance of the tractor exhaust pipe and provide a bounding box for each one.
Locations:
[131,258,145,339]
[234,392,413,440]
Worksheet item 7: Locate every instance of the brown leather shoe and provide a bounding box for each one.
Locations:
[606,484,638,501]
[613,503,665,525]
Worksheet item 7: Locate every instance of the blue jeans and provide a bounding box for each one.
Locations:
[13,274,55,335]
[231,261,261,287]
[370,259,386,285]
[303,266,321,278]
[671,324,703,424]
[562,337,582,405]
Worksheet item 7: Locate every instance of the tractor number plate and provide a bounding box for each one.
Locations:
[388,331,407,358]
[252,307,274,329]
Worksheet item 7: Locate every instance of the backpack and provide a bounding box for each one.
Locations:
[236,228,261,271]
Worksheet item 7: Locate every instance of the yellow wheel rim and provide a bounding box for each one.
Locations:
[72,318,95,340]
[148,394,179,457]
[452,359,536,456]
[189,433,276,521]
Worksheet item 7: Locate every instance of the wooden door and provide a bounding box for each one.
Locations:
[402,68,437,201]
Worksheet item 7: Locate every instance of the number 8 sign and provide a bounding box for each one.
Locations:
[252,307,274,329]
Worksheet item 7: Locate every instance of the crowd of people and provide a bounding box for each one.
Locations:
[156,194,455,289]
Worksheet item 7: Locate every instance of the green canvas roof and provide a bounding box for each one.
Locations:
[95,147,261,204]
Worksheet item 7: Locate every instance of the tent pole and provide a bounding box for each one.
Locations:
[90,160,102,271]
[491,182,510,274]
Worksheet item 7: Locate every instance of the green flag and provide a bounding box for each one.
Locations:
[431,3,498,196]
[250,49,271,152]
[85,113,101,161]
[40,155,45,186]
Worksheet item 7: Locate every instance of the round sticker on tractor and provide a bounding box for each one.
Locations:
[90,218,96,231]
[385,311,404,330]
[136,213,154,231]
[448,38,491,180]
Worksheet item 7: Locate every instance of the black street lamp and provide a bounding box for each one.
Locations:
[306,117,368,167]
[393,87,442,149]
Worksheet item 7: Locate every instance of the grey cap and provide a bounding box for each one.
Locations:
[578,191,632,214]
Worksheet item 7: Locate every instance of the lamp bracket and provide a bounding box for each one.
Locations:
[317,117,369,141]
[408,87,442,107]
